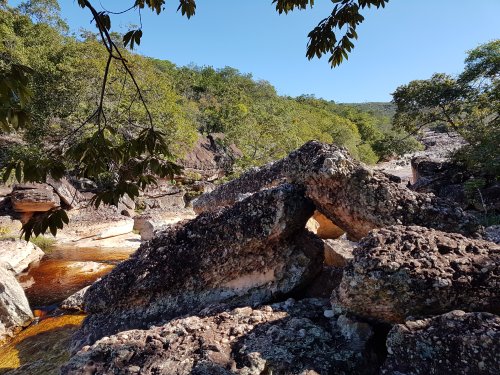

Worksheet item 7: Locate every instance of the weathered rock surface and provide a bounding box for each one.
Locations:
[136,182,186,212]
[60,285,90,312]
[306,210,345,239]
[133,209,195,241]
[0,214,22,236]
[72,184,323,350]
[194,141,479,240]
[63,299,380,375]
[323,237,356,267]
[180,134,242,181]
[485,225,500,244]
[333,226,500,323]
[0,239,44,274]
[381,310,500,375]
[46,177,85,210]
[11,183,60,213]
[0,264,33,342]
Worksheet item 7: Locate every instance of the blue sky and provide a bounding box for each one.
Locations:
[19,1,500,102]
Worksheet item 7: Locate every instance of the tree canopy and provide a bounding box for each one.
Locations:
[393,40,500,176]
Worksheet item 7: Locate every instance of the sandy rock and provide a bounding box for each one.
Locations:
[55,205,134,244]
[333,226,500,323]
[0,264,33,342]
[136,182,186,212]
[0,239,44,274]
[63,299,380,375]
[11,183,60,213]
[194,141,479,240]
[46,177,85,209]
[0,215,22,236]
[133,209,195,241]
[306,210,345,239]
[323,237,356,267]
[60,286,90,312]
[381,310,500,375]
[72,184,324,351]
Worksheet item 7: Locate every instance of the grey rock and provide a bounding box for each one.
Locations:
[60,285,90,312]
[0,264,33,342]
[382,310,500,375]
[71,184,324,351]
[46,177,85,209]
[333,225,500,323]
[62,299,380,375]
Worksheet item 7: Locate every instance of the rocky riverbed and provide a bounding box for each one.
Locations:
[0,136,499,374]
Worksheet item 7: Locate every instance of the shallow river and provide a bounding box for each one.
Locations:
[0,245,136,374]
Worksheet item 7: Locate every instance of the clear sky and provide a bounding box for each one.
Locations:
[20,1,500,102]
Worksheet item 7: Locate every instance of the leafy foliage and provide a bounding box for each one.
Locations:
[393,40,500,177]
[0,1,405,239]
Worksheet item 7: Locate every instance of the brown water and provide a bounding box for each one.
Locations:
[17,246,135,308]
[0,245,136,374]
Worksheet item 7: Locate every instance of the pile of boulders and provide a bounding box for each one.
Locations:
[57,141,498,374]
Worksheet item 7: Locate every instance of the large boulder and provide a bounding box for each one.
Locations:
[63,299,380,375]
[333,226,499,323]
[11,183,60,213]
[381,310,500,375]
[194,141,479,240]
[72,184,323,350]
[0,239,44,274]
[46,177,85,210]
[0,264,33,342]
[136,182,186,212]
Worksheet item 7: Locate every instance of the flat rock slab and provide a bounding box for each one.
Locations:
[63,299,379,375]
[382,310,500,375]
[72,184,324,351]
[333,226,500,323]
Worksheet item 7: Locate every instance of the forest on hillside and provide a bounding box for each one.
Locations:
[0,1,420,179]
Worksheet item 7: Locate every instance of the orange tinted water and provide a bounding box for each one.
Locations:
[17,246,135,307]
[0,315,85,374]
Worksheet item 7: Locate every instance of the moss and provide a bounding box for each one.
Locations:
[29,236,56,252]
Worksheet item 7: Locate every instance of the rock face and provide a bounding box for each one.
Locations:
[306,210,345,239]
[72,184,324,350]
[133,209,195,241]
[136,182,186,212]
[11,183,61,212]
[333,226,500,323]
[0,239,44,274]
[180,134,242,181]
[194,141,479,240]
[0,265,33,342]
[323,237,356,267]
[382,310,500,375]
[60,286,90,312]
[63,299,380,375]
[55,206,135,244]
[46,177,85,210]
